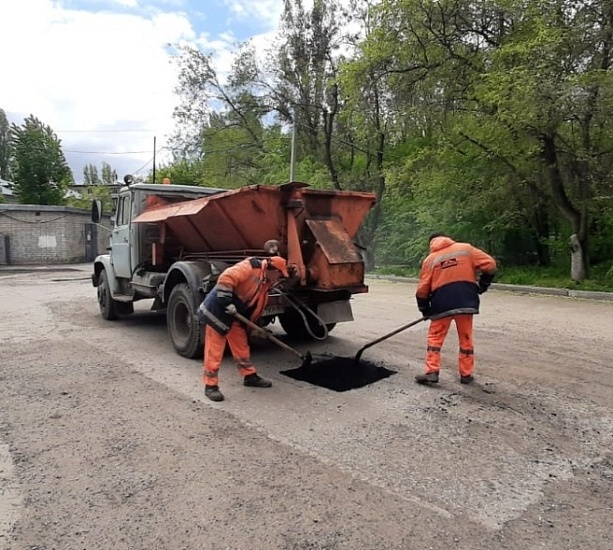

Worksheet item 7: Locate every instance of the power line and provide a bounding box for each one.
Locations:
[131,156,155,175]
[57,129,162,133]
[63,149,152,155]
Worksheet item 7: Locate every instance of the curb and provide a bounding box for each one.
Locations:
[0,266,87,274]
[2,266,611,302]
[366,274,613,303]
[0,263,92,274]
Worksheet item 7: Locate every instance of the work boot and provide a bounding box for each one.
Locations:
[415,371,439,384]
[205,385,225,402]
[243,373,272,388]
[460,374,474,385]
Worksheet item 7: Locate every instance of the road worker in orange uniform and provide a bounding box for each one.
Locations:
[415,232,497,385]
[197,254,290,402]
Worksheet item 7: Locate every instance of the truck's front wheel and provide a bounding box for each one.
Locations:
[98,269,119,320]
[167,283,203,358]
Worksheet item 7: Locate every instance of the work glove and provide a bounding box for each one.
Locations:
[224,304,237,316]
[477,272,494,294]
[416,297,431,319]
[196,302,207,324]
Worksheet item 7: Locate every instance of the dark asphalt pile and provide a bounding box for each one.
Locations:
[281,355,396,392]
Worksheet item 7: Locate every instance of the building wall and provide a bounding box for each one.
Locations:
[0,205,112,265]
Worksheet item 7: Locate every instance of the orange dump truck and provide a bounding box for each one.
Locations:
[91,178,376,358]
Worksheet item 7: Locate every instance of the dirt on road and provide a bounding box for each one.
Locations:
[0,267,611,550]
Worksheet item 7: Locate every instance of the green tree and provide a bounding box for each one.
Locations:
[83,162,118,185]
[171,43,283,186]
[163,0,613,280]
[83,163,100,184]
[101,162,117,184]
[10,115,73,205]
[65,183,113,212]
[0,109,11,180]
[364,0,613,278]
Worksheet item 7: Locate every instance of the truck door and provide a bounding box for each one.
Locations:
[110,194,132,279]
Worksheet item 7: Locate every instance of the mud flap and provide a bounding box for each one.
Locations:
[317,300,353,324]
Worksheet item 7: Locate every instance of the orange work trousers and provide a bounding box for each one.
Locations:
[202,323,257,387]
[425,314,474,377]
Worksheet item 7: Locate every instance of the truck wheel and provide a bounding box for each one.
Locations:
[167,283,203,358]
[98,269,119,320]
[279,308,336,340]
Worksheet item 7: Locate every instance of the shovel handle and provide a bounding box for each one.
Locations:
[354,316,426,363]
[233,311,307,361]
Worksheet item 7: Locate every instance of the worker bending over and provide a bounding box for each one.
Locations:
[198,254,289,402]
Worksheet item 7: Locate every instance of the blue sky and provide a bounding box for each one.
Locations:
[0,0,286,182]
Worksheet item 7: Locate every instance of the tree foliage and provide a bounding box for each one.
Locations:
[83,163,100,185]
[165,0,613,279]
[0,109,11,180]
[84,162,117,185]
[10,115,73,205]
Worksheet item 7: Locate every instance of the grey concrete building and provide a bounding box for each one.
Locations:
[0,204,111,265]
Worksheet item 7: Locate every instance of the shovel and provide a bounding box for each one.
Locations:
[354,316,427,364]
[233,311,313,367]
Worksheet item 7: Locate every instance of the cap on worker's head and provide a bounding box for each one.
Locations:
[267,256,289,277]
[263,239,280,255]
[428,231,448,242]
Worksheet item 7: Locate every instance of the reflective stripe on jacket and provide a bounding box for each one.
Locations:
[416,237,497,320]
[199,258,274,335]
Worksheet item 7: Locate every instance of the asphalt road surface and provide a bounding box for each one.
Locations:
[1,266,611,550]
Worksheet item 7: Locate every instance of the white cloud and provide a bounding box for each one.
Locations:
[111,0,139,7]
[0,0,285,181]
[223,0,282,28]
[0,1,198,179]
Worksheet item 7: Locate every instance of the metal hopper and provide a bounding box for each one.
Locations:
[133,182,376,293]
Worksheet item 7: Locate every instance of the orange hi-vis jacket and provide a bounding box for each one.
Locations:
[416,237,497,320]
[199,258,276,335]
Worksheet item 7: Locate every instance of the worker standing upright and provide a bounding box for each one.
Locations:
[197,252,290,402]
[415,232,497,385]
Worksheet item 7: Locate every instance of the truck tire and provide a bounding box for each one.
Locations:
[279,308,336,340]
[97,269,119,320]
[167,283,203,358]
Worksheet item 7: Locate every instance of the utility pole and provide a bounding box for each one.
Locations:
[152,136,157,184]
[289,112,297,182]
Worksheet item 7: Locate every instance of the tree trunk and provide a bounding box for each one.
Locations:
[570,234,586,283]
[532,202,551,266]
[540,134,589,280]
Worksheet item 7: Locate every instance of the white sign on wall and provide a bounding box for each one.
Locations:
[38,236,57,249]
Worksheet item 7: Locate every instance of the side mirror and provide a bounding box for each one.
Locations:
[124,174,134,186]
[92,200,102,223]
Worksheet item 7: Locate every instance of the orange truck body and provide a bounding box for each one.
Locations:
[133,182,376,294]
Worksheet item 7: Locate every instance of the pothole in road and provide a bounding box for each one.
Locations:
[281,356,396,391]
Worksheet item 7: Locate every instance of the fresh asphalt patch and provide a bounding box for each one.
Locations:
[281,355,396,391]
